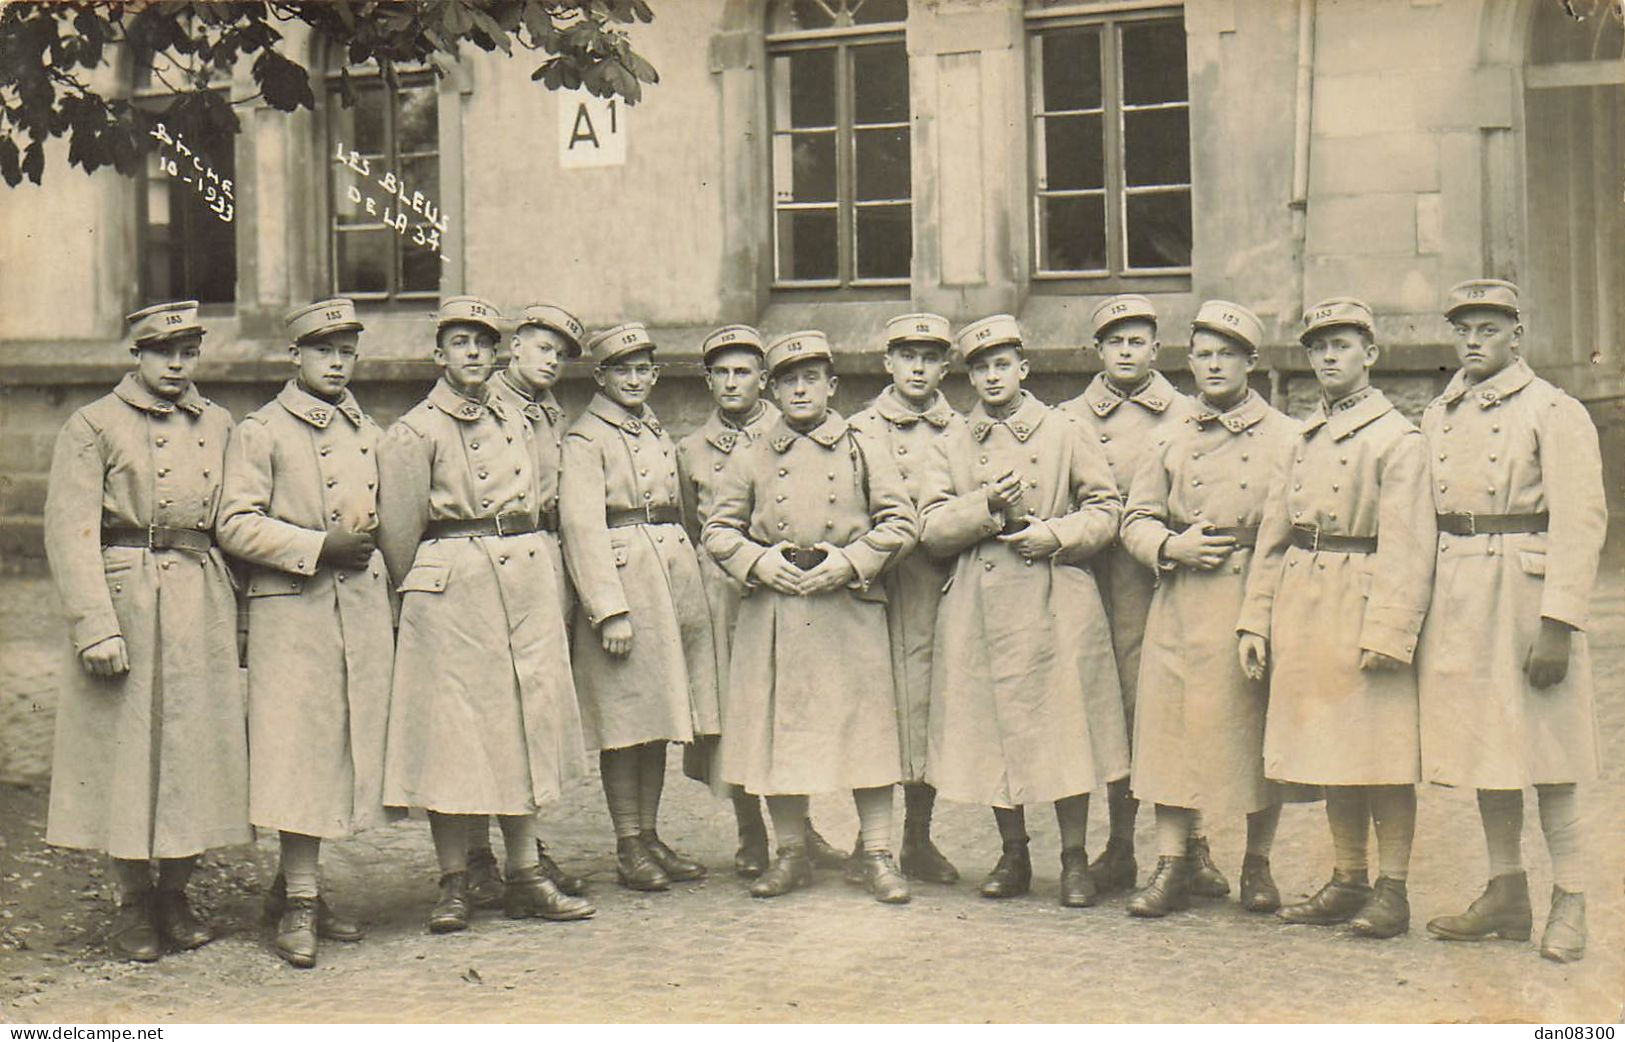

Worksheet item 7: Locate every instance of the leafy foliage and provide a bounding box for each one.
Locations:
[0,1,659,186]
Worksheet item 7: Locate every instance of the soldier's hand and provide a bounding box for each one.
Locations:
[985,471,1026,514]
[1238,632,1268,681]
[1525,617,1573,689]
[80,635,130,678]
[797,544,857,595]
[997,516,1061,560]
[319,528,377,571]
[1359,649,1406,672]
[750,546,805,596]
[1163,522,1237,571]
[599,614,634,657]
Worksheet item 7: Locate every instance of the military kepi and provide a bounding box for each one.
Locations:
[954,314,1024,363]
[285,298,364,344]
[587,321,657,365]
[764,330,833,377]
[1444,278,1519,319]
[516,303,586,358]
[885,313,952,349]
[126,299,205,346]
[701,324,765,364]
[437,295,502,337]
[1193,299,1265,353]
[1298,297,1374,344]
[1091,294,1158,341]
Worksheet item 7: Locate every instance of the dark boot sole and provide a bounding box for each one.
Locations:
[1349,922,1410,939]
[427,917,468,934]
[505,908,595,922]
[1540,946,1584,963]
[979,886,1031,900]
[273,943,317,969]
[1426,923,1531,942]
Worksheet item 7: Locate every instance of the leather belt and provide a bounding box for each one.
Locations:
[1171,521,1260,548]
[1435,511,1548,536]
[1290,524,1377,553]
[782,546,829,570]
[101,524,214,554]
[606,504,681,528]
[423,511,539,540]
[538,504,560,533]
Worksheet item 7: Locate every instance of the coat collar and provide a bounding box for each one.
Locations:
[495,370,564,424]
[1437,357,1535,409]
[702,400,780,453]
[1081,370,1177,418]
[1194,389,1269,433]
[1301,386,1394,441]
[276,379,363,429]
[768,410,849,453]
[870,387,956,430]
[969,390,1047,443]
[114,372,206,417]
[586,392,662,436]
[428,378,507,423]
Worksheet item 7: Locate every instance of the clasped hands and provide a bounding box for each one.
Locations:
[986,470,1061,561]
[749,542,858,597]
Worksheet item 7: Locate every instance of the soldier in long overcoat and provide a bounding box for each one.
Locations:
[845,312,964,886]
[560,322,718,892]
[378,297,593,934]
[465,303,590,907]
[1118,301,1298,919]
[1058,294,1200,895]
[217,298,394,967]
[44,300,248,962]
[920,315,1128,909]
[1238,297,1436,940]
[1418,280,1608,963]
[703,331,918,904]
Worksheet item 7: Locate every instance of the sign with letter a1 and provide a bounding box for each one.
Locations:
[559,91,626,169]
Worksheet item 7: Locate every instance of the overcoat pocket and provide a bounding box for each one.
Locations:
[1517,550,1547,577]
[246,573,306,598]
[398,562,451,594]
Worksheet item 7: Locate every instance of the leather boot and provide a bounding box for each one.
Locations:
[640,830,706,882]
[615,835,671,892]
[979,838,1032,899]
[536,841,589,897]
[427,871,470,934]
[273,896,319,969]
[108,893,161,963]
[504,865,595,921]
[804,821,848,871]
[842,835,866,887]
[900,832,959,885]
[1185,835,1230,898]
[1277,869,1371,925]
[1059,848,1097,908]
[263,874,365,942]
[1539,887,1586,963]
[1085,836,1138,895]
[858,850,911,904]
[749,844,812,898]
[1426,871,1532,942]
[1127,856,1191,918]
[152,888,214,950]
[464,848,505,910]
[734,827,770,879]
[1239,854,1281,913]
[1349,876,1410,938]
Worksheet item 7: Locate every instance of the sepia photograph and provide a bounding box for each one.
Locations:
[0,0,1620,1028]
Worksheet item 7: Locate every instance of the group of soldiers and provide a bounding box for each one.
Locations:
[42,278,1606,974]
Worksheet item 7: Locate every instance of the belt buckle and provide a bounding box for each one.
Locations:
[492,513,512,537]
[1305,524,1321,552]
[645,502,659,524]
[1460,511,1477,536]
[145,524,161,550]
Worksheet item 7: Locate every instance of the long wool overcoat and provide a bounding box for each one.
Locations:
[703,410,917,796]
[848,387,964,784]
[43,374,250,859]
[377,379,585,814]
[920,391,1129,809]
[560,394,718,751]
[1121,391,1299,818]
[1238,388,1436,786]
[217,380,395,838]
[1418,359,1607,788]
[488,370,572,617]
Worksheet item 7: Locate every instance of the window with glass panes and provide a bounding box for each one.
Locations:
[768,0,911,287]
[325,62,441,300]
[1029,9,1191,279]
[133,52,236,306]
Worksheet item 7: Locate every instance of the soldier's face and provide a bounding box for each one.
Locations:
[292,331,359,398]
[705,348,766,416]
[770,360,837,425]
[883,343,949,405]
[132,335,202,400]
[1303,326,1377,399]
[1094,319,1160,385]
[509,326,568,391]
[1449,308,1521,383]
[595,348,659,409]
[968,346,1028,408]
[434,323,498,393]
[1188,329,1255,403]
